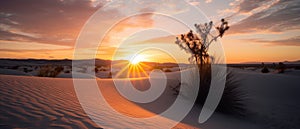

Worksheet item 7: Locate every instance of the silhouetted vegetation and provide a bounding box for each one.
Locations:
[38,65,64,77]
[261,67,270,73]
[171,81,181,95]
[175,19,246,115]
[164,69,172,72]
[277,62,286,73]
[217,72,247,115]
[95,67,99,73]
[261,63,270,73]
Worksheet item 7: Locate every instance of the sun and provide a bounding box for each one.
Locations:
[130,54,145,65]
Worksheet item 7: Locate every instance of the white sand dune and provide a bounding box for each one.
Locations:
[0,75,196,128]
[232,69,300,129]
[0,68,299,128]
[0,75,101,129]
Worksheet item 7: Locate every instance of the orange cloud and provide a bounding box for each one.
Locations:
[101,13,155,46]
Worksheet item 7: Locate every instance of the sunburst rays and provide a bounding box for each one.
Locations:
[113,61,151,78]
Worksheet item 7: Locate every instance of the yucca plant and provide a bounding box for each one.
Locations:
[175,19,246,115]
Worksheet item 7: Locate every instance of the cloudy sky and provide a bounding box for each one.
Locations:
[0,0,299,63]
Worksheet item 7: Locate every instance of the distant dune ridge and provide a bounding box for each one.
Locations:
[0,59,184,78]
[0,58,299,79]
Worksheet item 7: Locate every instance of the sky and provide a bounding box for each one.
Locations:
[0,0,299,63]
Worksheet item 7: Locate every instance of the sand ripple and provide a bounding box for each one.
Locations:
[0,75,102,129]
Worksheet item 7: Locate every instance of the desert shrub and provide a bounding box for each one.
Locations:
[108,72,112,78]
[164,69,172,72]
[173,69,247,116]
[170,80,181,95]
[216,72,247,115]
[192,68,247,116]
[38,65,63,77]
[261,67,270,73]
[23,68,28,73]
[175,19,246,115]
[276,62,286,73]
[95,67,99,73]
[99,68,107,71]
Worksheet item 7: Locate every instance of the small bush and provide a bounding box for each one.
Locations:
[276,62,286,73]
[164,69,172,72]
[108,72,112,78]
[261,67,269,73]
[38,65,64,77]
[95,68,99,73]
[99,68,107,71]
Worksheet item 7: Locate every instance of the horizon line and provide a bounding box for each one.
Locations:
[0,58,299,64]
